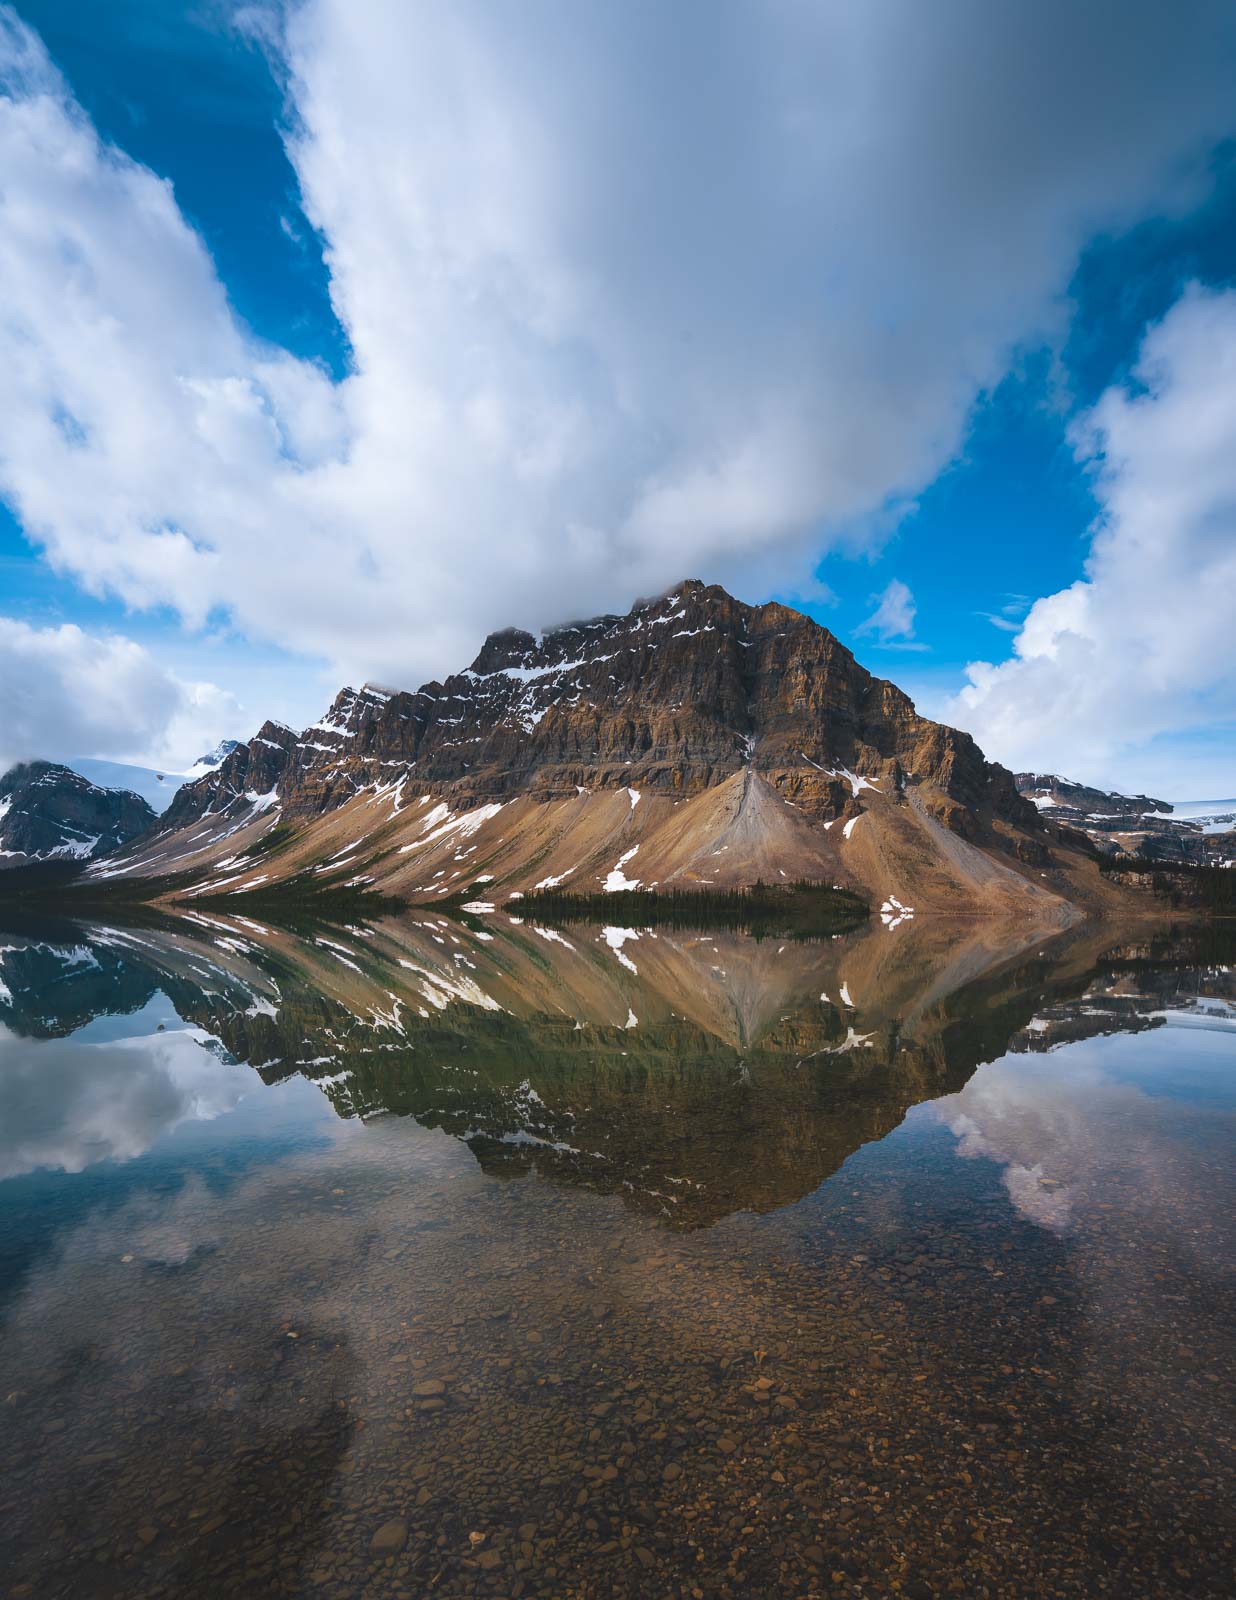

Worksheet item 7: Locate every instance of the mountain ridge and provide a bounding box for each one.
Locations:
[0,762,156,867]
[1015,772,1173,818]
[91,580,1118,923]
[164,579,1036,832]
[1015,771,1236,864]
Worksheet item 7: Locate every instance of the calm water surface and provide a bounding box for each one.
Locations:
[0,911,1232,1599]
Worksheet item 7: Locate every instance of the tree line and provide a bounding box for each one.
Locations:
[518,878,869,938]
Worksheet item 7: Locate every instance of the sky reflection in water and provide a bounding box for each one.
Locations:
[0,912,1232,1600]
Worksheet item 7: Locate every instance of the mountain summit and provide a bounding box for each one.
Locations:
[0,763,156,867]
[186,739,243,777]
[98,581,1110,921]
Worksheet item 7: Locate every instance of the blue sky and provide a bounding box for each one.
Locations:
[0,1,1234,796]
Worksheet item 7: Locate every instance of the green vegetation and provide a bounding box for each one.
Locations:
[235,821,301,860]
[1098,856,1236,914]
[187,873,401,930]
[519,878,868,938]
[0,860,206,916]
[0,847,396,934]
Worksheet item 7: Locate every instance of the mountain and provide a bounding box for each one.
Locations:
[1016,772,1172,819]
[67,759,182,813]
[0,763,156,868]
[96,580,1119,921]
[72,740,242,814]
[1015,772,1236,864]
[0,908,1126,1219]
[3,910,1224,1224]
[184,738,243,779]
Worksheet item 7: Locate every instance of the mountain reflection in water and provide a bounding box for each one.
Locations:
[0,909,1232,1600]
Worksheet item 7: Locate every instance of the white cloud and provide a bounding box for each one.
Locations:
[1,4,1235,691]
[856,578,920,645]
[976,595,1031,634]
[0,618,238,773]
[951,285,1236,796]
[933,1035,1223,1245]
[0,1020,256,1178]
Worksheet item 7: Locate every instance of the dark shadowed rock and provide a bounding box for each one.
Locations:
[0,762,156,869]
[160,580,1039,834]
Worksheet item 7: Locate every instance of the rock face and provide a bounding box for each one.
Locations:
[0,762,156,868]
[1014,772,1235,864]
[167,581,1036,832]
[192,738,242,770]
[1015,773,1172,820]
[106,581,1127,919]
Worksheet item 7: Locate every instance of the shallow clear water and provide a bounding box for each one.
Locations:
[0,912,1232,1599]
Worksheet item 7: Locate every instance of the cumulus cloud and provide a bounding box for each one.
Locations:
[1,4,1235,688]
[952,286,1236,792]
[855,578,923,647]
[0,1021,256,1178]
[933,1034,1225,1247]
[0,618,238,773]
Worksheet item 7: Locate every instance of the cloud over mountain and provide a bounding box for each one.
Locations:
[0,618,237,773]
[1,1,1235,695]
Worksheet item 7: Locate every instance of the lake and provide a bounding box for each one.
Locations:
[0,910,1232,1598]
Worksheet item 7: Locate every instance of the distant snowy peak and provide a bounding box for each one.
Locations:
[184,739,243,779]
[1014,772,1171,818]
[70,740,243,814]
[71,758,183,812]
[0,762,156,868]
[1166,798,1236,827]
[1014,773,1235,863]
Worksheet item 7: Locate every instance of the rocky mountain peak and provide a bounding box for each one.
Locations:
[469,627,541,676]
[0,761,156,868]
[152,580,1040,850]
[190,738,242,772]
[316,684,396,734]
